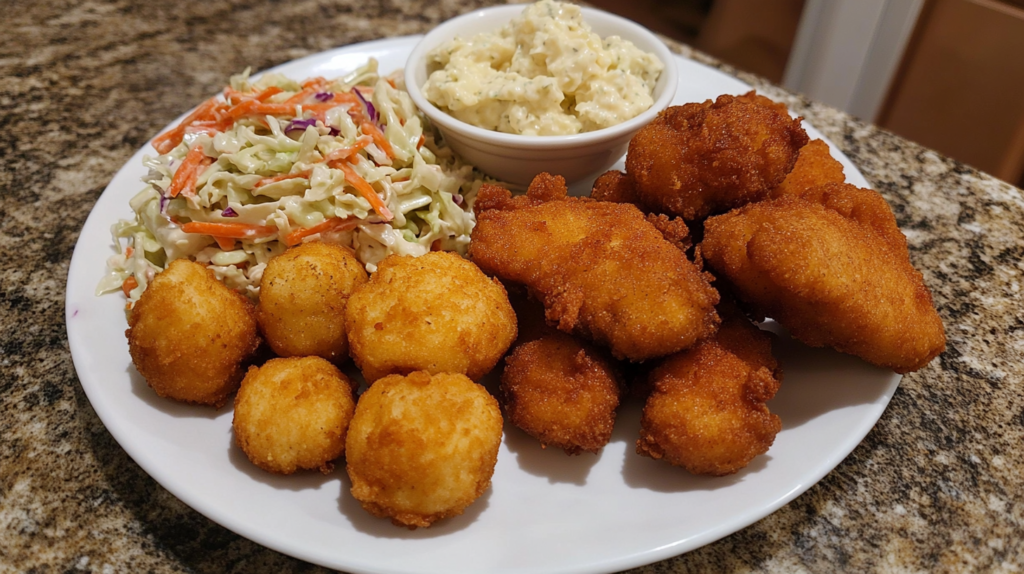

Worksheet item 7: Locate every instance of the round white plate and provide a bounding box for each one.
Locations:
[66,35,898,574]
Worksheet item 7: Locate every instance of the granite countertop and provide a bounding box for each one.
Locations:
[3,0,1023,571]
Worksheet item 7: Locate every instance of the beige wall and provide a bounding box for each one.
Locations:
[879,0,1024,184]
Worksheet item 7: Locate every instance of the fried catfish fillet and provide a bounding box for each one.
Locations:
[637,303,782,476]
[701,190,946,373]
[625,91,809,221]
[470,173,720,361]
[770,138,846,199]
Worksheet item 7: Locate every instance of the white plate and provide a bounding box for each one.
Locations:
[66,35,899,574]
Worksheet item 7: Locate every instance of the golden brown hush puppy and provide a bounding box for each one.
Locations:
[345,371,503,529]
[344,251,517,383]
[127,258,259,407]
[636,306,782,476]
[256,241,368,363]
[501,330,622,455]
[233,356,356,474]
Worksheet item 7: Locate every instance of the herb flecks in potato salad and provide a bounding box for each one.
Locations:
[97,59,488,307]
[422,0,663,136]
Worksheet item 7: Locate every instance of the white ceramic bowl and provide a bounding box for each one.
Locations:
[405,4,678,187]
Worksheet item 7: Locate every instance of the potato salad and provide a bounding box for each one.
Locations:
[422,0,664,136]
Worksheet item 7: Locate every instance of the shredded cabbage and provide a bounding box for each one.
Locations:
[98,60,492,307]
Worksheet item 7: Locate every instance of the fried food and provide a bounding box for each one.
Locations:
[127,258,259,407]
[470,173,720,361]
[256,241,368,363]
[344,251,517,383]
[636,305,782,476]
[625,91,808,221]
[770,138,846,199]
[345,371,503,529]
[233,356,356,474]
[501,327,622,455]
[591,169,641,205]
[701,193,946,373]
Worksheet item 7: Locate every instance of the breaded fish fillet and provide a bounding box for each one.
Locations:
[637,304,782,476]
[470,173,720,362]
[770,138,846,200]
[701,193,946,373]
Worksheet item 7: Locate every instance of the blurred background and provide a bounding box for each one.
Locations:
[589,0,1024,188]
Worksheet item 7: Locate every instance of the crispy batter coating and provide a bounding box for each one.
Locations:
[636,306,782,476]
[127,259,259,407]
[501,328,622,455]
[470,173,720,362]
[345,371,503,529]
[256,241,368,363]
[591,170,642,205]
[701,193,946,373]
[625,92,808,221]
[233,357,355,474]
[344,251,517,383]
[770,139,846,199]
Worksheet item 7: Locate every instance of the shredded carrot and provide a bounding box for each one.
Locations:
[124,246,134,258]
[253,170,312,189]
[255,86,284,102]
[121,276,138,297]
[167,145,208,198]
[224,86,284,105]
[284,87,317,105]
[283,217,358,246]
[152,97,223,154]
[329,91,361,105]
[181,221,277,240]
[321,138,371,164]
[386,78,397,89]
[417,134,425,149]
[336,163,393,221]
[302,77,328,90]
[213,236,235,251]
[361,122,394,159]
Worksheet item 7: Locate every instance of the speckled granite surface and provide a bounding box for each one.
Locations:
[2,0,1023,572]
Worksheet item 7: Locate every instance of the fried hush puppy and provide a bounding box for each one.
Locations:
[701,193,946,373]
[470,173,720,362]
[127,258,259,407]
[344,251,517,383]
[625,91,809,221]
[346,371,503,529]
[256,241,368,363]
[501,329,622,455]
[233,356,356,474]
[769,138,846,199]
[636,307,782,476]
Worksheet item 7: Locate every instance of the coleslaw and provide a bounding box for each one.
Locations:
[96,59,489,307]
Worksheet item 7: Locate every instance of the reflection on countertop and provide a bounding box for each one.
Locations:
[1,0,1022,572]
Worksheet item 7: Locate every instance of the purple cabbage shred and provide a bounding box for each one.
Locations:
[222,206,239,218]
[354,89,379,125]
[285,118,319,132]
[314,91,334,102]
[453,194,464,206]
